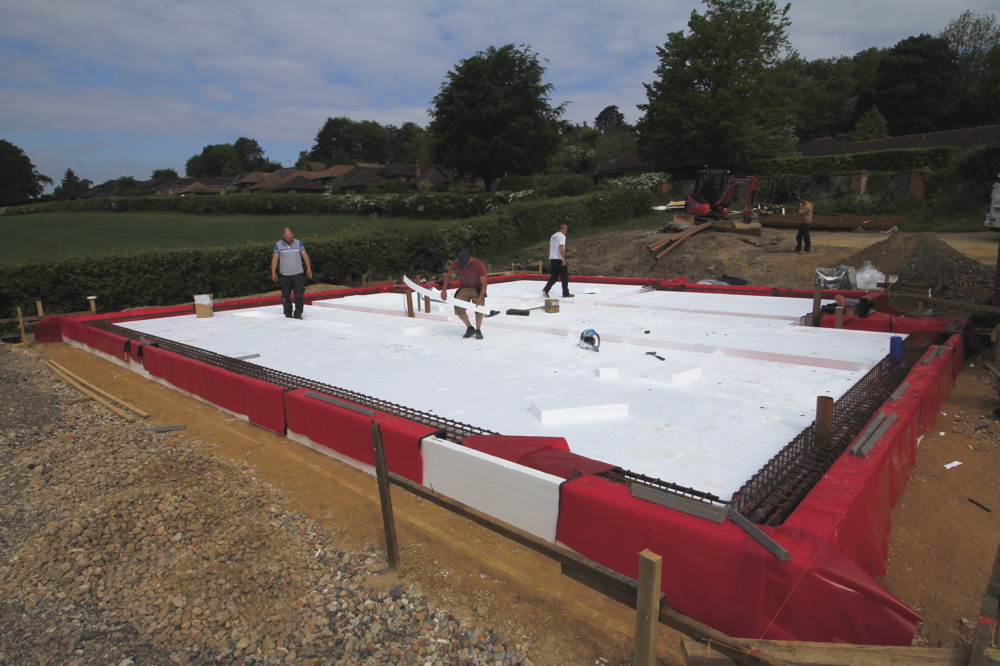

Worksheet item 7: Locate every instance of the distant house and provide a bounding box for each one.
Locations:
[338,169,385,194]
[798,124,1000,157]
[176,182,222,196]
[272,175,325,194]
[155,178,210,196]
[408,165,452,189]
[591,153,663,184]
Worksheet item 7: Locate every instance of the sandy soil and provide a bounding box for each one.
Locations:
[23,227,1000,664]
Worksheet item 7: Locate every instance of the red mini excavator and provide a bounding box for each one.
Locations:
[685,169,759,223]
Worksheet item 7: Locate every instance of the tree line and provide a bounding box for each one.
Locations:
[3,1,998,206]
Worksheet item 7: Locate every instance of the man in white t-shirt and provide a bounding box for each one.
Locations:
[542,224,573,298]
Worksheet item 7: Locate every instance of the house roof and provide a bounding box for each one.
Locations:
[409,166,452,185]
[381,163,418,178]
[273,175,325,192]
[339,169,385,189]
[306,165,356,180]
[176,182,221,195]
[798,124,1000,157]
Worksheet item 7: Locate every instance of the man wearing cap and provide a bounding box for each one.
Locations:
[440,250,488,339]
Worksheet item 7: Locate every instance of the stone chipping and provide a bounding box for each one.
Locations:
[0,343,533,665]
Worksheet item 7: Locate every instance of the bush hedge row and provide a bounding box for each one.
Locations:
[752,147,961,176]
[1,189,654,317]
[1,190,542,220]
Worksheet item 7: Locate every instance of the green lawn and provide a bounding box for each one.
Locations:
[2,212,445,262]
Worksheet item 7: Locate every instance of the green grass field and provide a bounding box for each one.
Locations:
[1,212,445,263]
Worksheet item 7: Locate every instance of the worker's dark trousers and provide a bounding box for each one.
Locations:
[278,273,306,316]
[795,224,812,252]
[543,260,571,296]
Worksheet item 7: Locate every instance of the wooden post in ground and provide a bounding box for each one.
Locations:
[816,396,834,443]
[538,260,543,274]
[634,549,662,666]
[834,306,845,329]
[16,307,26,344]
[812,285,823,327]
[88,296,97,313]
[424,296,431,314]
[35,300,44,317]
[405,290,415,318]
[371,420,400,571]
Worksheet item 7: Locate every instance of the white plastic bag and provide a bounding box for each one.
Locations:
[854,261,886,291]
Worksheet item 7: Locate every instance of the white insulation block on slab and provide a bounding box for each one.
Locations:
[647,363,703,384]
[597,365,619,379]
[530,398,629,423]
[421,436,561,542]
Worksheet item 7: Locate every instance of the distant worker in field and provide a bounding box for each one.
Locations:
[271,227,312,319]
[542,223,574,298]
[795,198,813,253]
[440,250,487,340]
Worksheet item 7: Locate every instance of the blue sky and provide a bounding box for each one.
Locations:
[2,0,998,188]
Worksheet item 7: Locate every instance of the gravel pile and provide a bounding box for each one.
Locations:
[0,344,533,665]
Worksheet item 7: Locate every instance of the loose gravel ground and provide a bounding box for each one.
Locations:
[0,343,533,665]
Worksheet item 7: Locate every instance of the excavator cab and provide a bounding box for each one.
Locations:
[685,169,759,223]
[686,169,732,218]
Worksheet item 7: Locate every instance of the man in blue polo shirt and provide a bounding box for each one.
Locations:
[270,227,312,319]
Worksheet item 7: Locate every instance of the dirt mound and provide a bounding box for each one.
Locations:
[761,214,903,231]
[837,232,994,285]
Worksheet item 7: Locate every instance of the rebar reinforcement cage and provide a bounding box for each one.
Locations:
[89,320,945,526]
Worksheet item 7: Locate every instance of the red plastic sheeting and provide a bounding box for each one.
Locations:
[139,345,285,434]
[555,333,964,645]
[283,389,435,484]
[461,435,615,480]
[556,475,921,645]
[34,315,64,343]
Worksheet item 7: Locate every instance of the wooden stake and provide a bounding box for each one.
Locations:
[405,290,415,318]
[834,306,845,329]
[816,396,834,443]
[88,296,97,312]
[371,420,400,570]
[812,285,823,327]
[424,295,431,314]
[634,549,662,666]
[538,260,543,274]
[35,300,44,317]
[17,307,26,344]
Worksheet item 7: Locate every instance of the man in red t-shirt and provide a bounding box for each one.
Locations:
[440,250,488,339]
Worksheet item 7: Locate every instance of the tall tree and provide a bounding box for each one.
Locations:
[151,168,179,180]
[594,106,627,134]
[388,122,429,164]
[636,0,795,171]
[428,44,565,191]
[53,168,83,200]
[185,138,278,178]
[779,55,857,142]
[0,139,52,205]
[310,117,392,164]
[940,10,1000,126]
[874,34,960,135]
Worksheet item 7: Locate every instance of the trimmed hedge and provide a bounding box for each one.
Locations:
[1,191,542,220]
[752,147,961,176]
[1,189,654,317]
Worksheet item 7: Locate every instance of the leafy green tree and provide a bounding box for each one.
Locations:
[388,122,430,164]
[310,117,392,164]
[151,168,178,179]
[186,144,239,178]
[841,106,890,141]
[0,139,52,205]
[53,168,83,200]
[940,10,1000,126]
[185,138,278,178]
[636,0,796,171]
[779,55,857,142]
[116,176,138,190]
[594,106,627,134]
[428,44,565,191]
[874,34,960,135]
